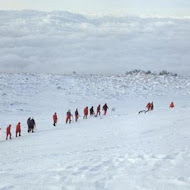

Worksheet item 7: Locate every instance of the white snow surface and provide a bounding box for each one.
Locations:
[0,72,190,190]
[0,10,190,75]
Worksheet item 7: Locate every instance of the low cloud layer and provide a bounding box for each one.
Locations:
[0,10,190,75]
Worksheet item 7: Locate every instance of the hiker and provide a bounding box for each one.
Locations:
[66,110,72,124]
[146,102,151,111]
[83,106,88,119]
[31,118,36,132]
[103,103,108,115]
[16,122,21,137]
[27,117,31,128]
[27,117,31,132]
[169,102,174,108]
[53,112,58,126]
[150,102,154,110]
[6,124,12,140]
[75,109,79,122]
[27,117,35,133]
[96,104,101,116]
[90,106,94,116]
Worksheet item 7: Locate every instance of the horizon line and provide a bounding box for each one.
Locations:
[0,9,190,19]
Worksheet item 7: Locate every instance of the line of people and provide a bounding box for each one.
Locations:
[2,117,36,141]
[1,101,175,141]
[53,103,109,126]
[3,122,21,140]
[138,101,175,114]
[146,101,175,111]
[146,102,154,111]
[3,104,108,141]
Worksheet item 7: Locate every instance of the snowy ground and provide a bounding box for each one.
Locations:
[0,72,190,190]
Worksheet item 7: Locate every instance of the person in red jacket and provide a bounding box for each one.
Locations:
[96,104,101,116]
[66,110,72,124]
[53,112,58,126]
[146,102,151,111]
[16,122,21,137]
[6,124,12,140]
[169,102,174,108]
[83,106,88,119]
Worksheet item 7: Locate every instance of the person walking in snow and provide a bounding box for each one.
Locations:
[146,102,151,111]
[103,103,108,115]
[31,118,36,132]
[75,109,79,122]
[16,122,21,137]
[27,117,30,126]
[150,102,154,110]
[27,117,31,132]
[66,110,72,124]
[96,104,101,116]
[6,124,12,140]
[53,112,58,126]
[83,106,88,119]
[27,117,35,133]
[90,106,95,116]
[169,102,174,108]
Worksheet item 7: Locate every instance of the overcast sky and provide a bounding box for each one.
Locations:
[0,0,190,17]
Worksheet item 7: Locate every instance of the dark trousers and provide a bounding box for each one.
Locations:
[16,131,21,137]
[6,133,12,140]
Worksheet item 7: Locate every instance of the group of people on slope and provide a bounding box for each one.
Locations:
[146,102,154,111]
[138,101,175,114]
[4,117,35,140]
[146,101,175,112]
[3,101,175,141]
[5,122,21,140]
[53,103,109,126]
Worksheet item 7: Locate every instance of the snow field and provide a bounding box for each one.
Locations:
[0,73,190,190]
[0,9,190,190]
[1,100,190,190]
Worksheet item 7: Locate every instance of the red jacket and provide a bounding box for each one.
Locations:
[146,102,151,110]
[53,113,58,122]
[6,125,11,134]
[66,111,72,119]
[16,123,21,133]
[169,102,174,108]
[84,107,88,115]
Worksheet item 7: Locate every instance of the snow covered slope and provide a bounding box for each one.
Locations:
[0,72,190,190]
[0,10,190,75]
